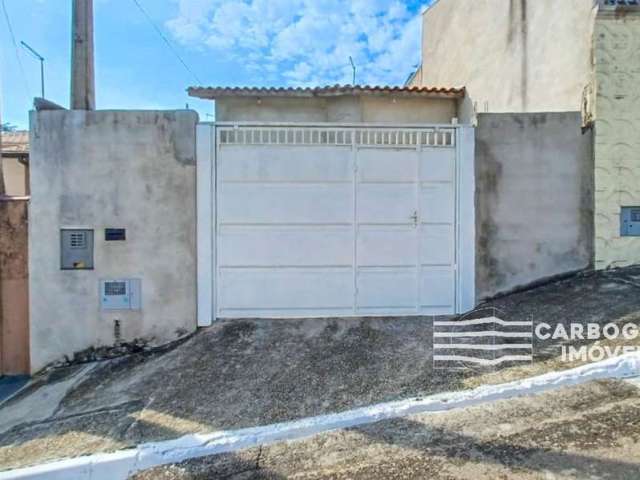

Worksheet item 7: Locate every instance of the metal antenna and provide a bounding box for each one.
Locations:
[21,41,45,98]
[349,56,356,85]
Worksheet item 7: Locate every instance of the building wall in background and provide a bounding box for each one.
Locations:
[419,0,597,116]
[1,158,28,196]
[594,11,640,268]
[0,199,29,375]
[215,96,462,124]
[476,112,594,299]
[29,110,198,372]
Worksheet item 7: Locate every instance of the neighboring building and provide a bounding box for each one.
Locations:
[204,84,470,124]
[0,131,30,375]
[412,0,640,269]
[1,131,29,197]
[411,0,597,115]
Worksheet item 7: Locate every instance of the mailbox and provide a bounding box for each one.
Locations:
[61,229,94,270]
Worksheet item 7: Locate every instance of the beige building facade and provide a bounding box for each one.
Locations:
[192,85,470,124]
[1,131,29,197]
[413,0,598,116]
[594,7,640,268]
[414,0,640,269]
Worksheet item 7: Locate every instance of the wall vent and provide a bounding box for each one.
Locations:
[69,232,87,249]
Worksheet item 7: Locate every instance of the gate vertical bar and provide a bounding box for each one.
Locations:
[196,124,214,326]
[415,138,422,314]
[352,132,358,314]
[455,126,476,313]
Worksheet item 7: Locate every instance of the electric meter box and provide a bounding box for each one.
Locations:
[621,207,640,237]
[100,279,142,310]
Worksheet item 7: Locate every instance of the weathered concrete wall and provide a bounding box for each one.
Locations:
[0,198,30,374]
[420,0,597,116]
[593,11,640,268]
[29,110,198,372]
[215,96,460,124]
[476,113,594,300]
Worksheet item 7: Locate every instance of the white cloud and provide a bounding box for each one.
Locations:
[167,0,428,86]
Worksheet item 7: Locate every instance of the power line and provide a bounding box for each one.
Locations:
[130,0,202,85]
[1,0,32,98]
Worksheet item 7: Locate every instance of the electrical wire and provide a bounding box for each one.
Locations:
[130,0,202,84]
[1,0,32,98]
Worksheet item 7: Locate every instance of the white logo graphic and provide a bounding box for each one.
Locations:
[433,310,533,369]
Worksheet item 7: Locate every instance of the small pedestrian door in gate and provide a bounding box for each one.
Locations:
[355,143,456,315]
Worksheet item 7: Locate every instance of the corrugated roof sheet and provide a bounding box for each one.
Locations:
[188,84,466,100]
[1,131,29,155]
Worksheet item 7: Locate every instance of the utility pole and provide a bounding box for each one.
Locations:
[71,0,95,110]
[21,41,45,99]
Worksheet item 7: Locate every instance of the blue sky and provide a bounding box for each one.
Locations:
[1,0,429,129]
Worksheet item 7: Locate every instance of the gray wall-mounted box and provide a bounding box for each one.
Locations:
[100,279,142,310]
[61,229,94,269]
[621,207,640,237]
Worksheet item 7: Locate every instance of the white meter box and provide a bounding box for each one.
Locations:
[100,279,141,310]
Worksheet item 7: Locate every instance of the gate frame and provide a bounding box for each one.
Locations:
[196,122,475,326]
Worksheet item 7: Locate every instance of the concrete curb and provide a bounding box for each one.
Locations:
[2,353,640,480]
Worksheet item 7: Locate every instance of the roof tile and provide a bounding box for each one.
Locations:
[1,131,29,155]
[188,84,466,100]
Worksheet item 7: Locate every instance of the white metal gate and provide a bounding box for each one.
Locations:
[196,123,476,324]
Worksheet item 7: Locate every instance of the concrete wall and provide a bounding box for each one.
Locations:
[29,110,198,372]
[476,112,594,300]
[420,0,597,116]
[593,10,640,268]
[215,96,461,124]
[0,198,30,374]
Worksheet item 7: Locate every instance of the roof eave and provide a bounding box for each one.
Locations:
[188,87,466,101]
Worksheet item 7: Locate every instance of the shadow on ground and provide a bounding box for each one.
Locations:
[132,379,640,479]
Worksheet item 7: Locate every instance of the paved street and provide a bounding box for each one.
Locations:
[133,379,640,480]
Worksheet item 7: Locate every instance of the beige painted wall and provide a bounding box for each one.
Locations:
[1,157,28,196]
[215,95,461,124]
[594,11,640,268]
[29,110,198,372]
[419,0,597,115]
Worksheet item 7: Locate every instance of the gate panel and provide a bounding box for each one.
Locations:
[212,124,466,319]
[418,147,456,314]
[216,142,355,317]
[356,147,419,314]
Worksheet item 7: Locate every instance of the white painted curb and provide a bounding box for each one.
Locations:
[2,352,640,480]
